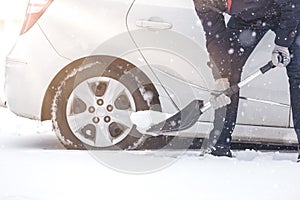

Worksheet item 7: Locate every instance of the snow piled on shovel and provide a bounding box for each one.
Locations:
[130,110,172,135]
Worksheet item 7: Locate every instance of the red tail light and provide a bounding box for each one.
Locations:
[20,0,53,35]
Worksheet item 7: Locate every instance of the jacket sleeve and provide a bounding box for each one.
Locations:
[274,0,300,47]
[194,0,232,79]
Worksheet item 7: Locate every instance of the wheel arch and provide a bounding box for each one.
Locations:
[41,57,86,121]
[41,55,161,121]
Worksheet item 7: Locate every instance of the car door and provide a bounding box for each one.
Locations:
[126,0,214,118]
[126,0,290,128]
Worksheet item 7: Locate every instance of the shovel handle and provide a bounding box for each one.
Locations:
[223,61,275,98]
[260,61,276,74]
[146,62,276,133]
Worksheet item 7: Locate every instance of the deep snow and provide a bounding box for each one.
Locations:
[0,107,300,200]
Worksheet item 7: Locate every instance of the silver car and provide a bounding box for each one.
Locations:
[4,0,296,150]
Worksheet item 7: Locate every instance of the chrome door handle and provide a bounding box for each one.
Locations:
[136,19,172,30]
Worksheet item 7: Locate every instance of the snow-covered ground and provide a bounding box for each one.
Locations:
[0,106,300,200]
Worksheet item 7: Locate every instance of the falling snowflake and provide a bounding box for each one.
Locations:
[228,48,234,54]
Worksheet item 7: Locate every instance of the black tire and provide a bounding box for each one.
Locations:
[51,56,161,150]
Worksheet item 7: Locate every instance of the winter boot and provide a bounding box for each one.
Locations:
[210,145,233,157]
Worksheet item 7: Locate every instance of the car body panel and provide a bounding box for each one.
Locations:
[5,24,71,119]
[38,0,135,60]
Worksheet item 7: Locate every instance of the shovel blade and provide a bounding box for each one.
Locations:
[146,99,204,134]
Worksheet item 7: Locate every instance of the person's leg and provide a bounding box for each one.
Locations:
[286,25,300,161]
[207,18,269,156]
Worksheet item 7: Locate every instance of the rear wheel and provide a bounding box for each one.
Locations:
[51,56,161,150]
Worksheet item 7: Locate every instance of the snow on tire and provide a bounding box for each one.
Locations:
[51,56,161,150]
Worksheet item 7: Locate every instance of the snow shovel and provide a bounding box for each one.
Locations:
[145,61,276,134]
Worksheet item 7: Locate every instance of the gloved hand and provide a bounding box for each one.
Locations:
[272,45,291,68]
[210,78,231,110]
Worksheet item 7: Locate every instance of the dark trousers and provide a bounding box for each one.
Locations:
[209,17,300,148]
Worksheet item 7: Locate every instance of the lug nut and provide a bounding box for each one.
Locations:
[107,105,113,112]
[88,106,95,113]
[93,117,100,124]
[97,99,104,106]
[104,116,111,123]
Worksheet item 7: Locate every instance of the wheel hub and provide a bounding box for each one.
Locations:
[66,77,136,148]
[96,107,106,117]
